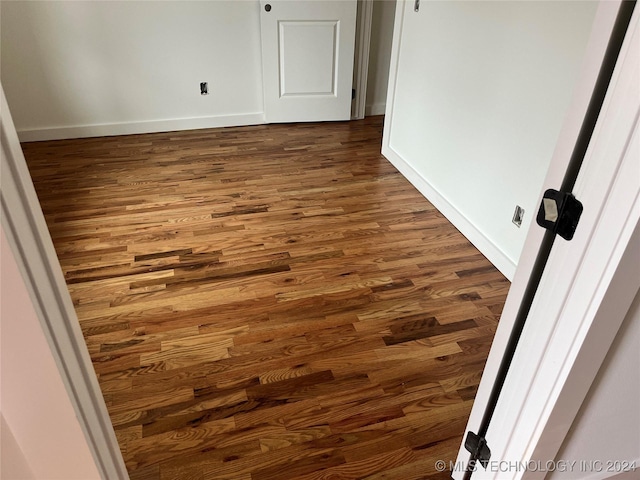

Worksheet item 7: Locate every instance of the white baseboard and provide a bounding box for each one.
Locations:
[365,103,386,116]
[16,110,514,278]
[613,462,640,480]
[577,458,640,480]
[381,143,516,280]
[17,113,266,142]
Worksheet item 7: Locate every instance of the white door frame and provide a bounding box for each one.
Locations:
[452,3,639,478]
[352,0,374,119]
[1,86,129,479]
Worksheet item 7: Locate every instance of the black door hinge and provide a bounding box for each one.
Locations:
[536,189,583,241]
[464,431,491,469]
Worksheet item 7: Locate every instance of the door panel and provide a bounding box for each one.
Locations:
[260,0,357,123]
[280,21,337,96]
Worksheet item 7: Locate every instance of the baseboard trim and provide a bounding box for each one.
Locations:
[381,143,516,280]
[17,113,266,142]
[365,103,386,116]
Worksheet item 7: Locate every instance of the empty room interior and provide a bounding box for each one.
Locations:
[1,1,639,480]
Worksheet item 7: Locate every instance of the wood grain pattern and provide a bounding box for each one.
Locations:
[23,117,509,479]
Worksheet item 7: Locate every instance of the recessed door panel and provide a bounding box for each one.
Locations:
[280,21,337,97]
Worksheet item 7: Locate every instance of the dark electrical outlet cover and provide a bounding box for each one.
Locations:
[200,83,208,95]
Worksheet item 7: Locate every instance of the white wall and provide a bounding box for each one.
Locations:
[382,1,597,277]
[0,0,265,140]
[1,0,394,141]
[0,227,101,479]
[548,287,640,480]
[1,416,36,480]
[366,0,396,116]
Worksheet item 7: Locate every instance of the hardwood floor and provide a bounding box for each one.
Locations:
[23,116,509,480]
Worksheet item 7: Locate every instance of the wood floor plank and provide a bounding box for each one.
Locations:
[23,116,509,479]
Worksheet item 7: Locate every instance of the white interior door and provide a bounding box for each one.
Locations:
[260,0,357,123]
[452,4,640,478]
